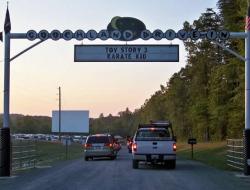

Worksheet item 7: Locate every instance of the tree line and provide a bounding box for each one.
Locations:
[91,0,247,141]
[0,114,51,134]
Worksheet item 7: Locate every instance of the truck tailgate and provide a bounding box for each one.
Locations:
[136,140,174,154]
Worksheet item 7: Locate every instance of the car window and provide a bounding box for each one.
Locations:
[87,136,110,143]
[136,129,172,141]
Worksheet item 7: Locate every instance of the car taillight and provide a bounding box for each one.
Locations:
[132,143,137,152]
[173,143,177,151]
[84,143,92,148]
[105,143,113,148]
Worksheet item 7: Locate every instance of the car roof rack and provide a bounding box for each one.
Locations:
[138,120,172,129]
[150,120,171,125]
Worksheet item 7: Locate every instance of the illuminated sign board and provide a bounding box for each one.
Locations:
[74,44,179,62]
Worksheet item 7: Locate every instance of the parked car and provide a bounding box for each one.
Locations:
[132,121,176,169]
[84,134,117,161]
[81,136,87,144]
[73,135,82,143]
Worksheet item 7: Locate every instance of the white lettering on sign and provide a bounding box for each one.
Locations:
[74,45,179,62]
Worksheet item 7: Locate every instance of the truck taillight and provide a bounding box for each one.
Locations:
[132,143,137,152]
[173,143,176,151]
[84,143,92,148]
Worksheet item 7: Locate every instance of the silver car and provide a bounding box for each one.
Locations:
[84,134,117,161]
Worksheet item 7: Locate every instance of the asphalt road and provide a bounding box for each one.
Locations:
[0,147,250,190]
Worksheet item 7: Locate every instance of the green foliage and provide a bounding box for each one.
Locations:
[177,142,231,170]
[0,114,51,134]
[90,108,137,137]
[107,16,146,41]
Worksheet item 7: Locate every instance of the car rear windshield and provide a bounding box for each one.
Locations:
[135,129,172,141]
[87,136,110,143]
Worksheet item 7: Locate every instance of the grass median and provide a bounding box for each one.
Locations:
[177,141,233,170]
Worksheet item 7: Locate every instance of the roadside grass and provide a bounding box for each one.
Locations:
[35,141,84,165]
[177,141,235,171]
[13,140,84,167]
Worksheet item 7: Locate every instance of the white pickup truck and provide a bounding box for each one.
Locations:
[132,121,176,169]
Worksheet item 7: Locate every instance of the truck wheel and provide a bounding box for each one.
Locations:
[133,160,139,169]
[164,161,169,168]
[170,160,176,169]
[85,157,89,161]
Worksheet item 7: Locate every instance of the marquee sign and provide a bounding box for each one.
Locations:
[74,44,179,62]
[26,29,230,41]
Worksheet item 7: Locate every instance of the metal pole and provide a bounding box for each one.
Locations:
[59,87,61,141]
[191,144,194,160]
[214,41,245,61]
[0,32,11,177]
[10,40,45,62]
[66,139,68,160]
[3,33,10,129]
[244,6,250,175]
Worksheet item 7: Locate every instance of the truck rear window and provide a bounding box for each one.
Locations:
[135,129,172,141]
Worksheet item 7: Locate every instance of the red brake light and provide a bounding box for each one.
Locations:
[105,143,113,148]
[132,143,137,152]
[85,143,92,148]
[173,143,177,151]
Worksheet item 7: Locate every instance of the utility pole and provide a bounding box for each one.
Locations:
[244,5,250,175]
[59,86,61,141]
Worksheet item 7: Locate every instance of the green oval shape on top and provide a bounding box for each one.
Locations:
[107,16,146,41]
